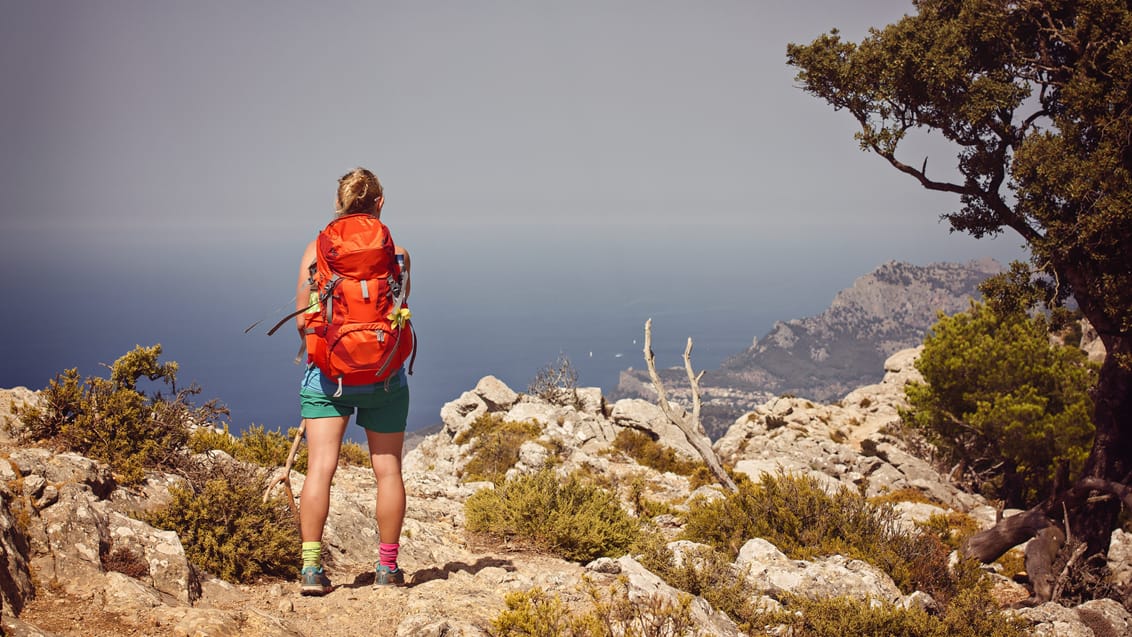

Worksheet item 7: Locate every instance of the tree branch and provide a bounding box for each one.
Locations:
[643,320,737,493]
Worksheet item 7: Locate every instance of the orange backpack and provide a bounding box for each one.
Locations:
[282,213,416,392]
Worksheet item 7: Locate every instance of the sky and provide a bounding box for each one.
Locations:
[0,1,1027,436]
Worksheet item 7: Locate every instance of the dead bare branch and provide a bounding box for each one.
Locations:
[643,319,737,493]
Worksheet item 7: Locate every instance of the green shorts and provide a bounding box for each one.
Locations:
[299,367,410,434]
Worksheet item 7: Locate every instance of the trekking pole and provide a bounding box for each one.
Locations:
[263,421,306,526]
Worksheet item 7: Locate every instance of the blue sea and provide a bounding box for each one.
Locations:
[1,219,1018,443]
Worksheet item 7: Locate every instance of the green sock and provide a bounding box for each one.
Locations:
[302,541,322,569]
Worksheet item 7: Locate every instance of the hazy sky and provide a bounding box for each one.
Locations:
[0,2,1027,432]
[2,1,1025,249]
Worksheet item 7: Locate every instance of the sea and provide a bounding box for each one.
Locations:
[2,219,1017,444]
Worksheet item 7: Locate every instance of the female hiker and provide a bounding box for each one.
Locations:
[294,167,412,595]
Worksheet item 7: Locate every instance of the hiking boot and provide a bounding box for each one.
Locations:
[300,566,333,596]
[374,564,405,587]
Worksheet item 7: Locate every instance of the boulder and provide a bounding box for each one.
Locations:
[610,399,700,461]
[0,387,42,443]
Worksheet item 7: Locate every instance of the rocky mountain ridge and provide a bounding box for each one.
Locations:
[616,258,1005,439]
[1,348,1130,636]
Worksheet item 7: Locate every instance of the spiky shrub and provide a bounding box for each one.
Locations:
[146,475,298,583]
[456,413,543,484]
[22,345,226,484]
[491,578,695,637]
[612,429,702,477]
[465,470,640,562]
[681,472,965,601]
[756,585,1028,637]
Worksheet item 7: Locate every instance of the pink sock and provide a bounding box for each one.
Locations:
[379,543,400,570]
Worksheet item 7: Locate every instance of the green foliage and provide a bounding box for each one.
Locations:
[188,424,309,473]
[188,425,241,457]
[786,0,1132,334]
[236,424,307,472]
[623,474,675,519]
[339,440,370,467]
[457,414,544,484]
[786,0,1132,548]
[612,429,702,477]
[681,473,960,600]
[901,301,1096,506]
[22,345,226,484]
[491,578,695,637]
[146,477,298,583]
[527,353,583,409]
[917,512,981,553]
[465,470,640,562]
[758,585,1028,637]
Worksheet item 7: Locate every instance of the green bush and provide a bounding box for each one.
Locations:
[681,473,963,600]
[22,345,226,484]
[612,429,702,477]
[757,585,1028,637]
[188,424,241,457]
[902,301,1096,506]
[339,440,370,467]
[465,470,640,562]
[146,476,298,583]
[456,414,544,484]
[491,578,695,637]
[236,424,309,473]
[188,424,309,473]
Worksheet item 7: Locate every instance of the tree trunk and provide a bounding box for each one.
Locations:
[1071,332,1132,558]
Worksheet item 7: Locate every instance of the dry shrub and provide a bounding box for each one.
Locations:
[682,472,966,601]
[145,471,298,583]
[465,470,639,562]
[612,429,702,477]
[456,413,543,484]
[101,545,149,580]
[491,577,694,637]
[758,584,1029,637]
[527,353,583,409]
[339,440,370,467]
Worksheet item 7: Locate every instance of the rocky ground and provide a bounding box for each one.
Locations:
[2,350,1131,636]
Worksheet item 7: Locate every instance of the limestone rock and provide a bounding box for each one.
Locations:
[107,511,197,604]
[0,387,42,444]
[0,491,34,616]
[473,376,519,411]
[613,556,742,637]
[1012,599,1132,637]
[737,538,903,604]
[610,399,700,461]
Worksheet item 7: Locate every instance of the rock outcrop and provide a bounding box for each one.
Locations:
[616,259,1004,438]
[1,355,1129,636]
